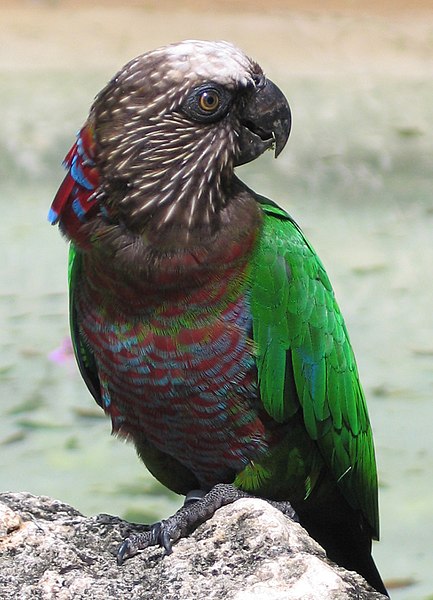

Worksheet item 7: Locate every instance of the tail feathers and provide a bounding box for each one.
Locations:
[299,509,388,597]
[326,525,388,597]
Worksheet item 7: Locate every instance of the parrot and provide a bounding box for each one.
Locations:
[49,40,387,596]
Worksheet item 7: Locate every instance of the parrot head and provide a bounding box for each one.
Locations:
[51,40,291,252]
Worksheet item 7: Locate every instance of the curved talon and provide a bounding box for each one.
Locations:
[116,521,173,564]
[117,539,134,566]
[149,521,162,544]
[160,528,173,555]
[149,521,173,554]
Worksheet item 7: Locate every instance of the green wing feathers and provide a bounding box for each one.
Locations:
[250,203,379,538]
[68,243,78,287]
[68,245,101,406]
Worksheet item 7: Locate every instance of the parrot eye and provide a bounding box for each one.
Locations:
[198,90,220,112]
[182,84,231,123]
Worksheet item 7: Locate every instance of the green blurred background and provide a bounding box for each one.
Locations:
[1,1,432,598]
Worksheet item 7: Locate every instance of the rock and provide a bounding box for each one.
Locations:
[0,492,386,599]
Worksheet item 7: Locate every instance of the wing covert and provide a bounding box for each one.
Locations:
[250,200,379,537]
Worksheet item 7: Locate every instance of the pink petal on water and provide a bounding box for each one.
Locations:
[48,337,74,365]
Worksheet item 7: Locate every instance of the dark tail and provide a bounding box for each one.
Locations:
[299,500,388,597]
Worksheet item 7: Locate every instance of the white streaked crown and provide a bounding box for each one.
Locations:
[129,40,259,89]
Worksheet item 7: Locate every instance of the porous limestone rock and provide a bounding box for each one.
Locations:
[0,492,386,599]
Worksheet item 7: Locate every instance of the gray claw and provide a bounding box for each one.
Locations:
[116,521,168,565]
[117,539,133,566]
[160,528,173,555]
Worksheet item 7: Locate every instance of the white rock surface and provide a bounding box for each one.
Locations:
[0,492,386,599]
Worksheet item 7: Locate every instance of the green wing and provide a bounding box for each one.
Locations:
[68,244,101,406]
[249,200,379,538]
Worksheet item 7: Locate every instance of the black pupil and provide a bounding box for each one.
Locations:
[202,92,217,108]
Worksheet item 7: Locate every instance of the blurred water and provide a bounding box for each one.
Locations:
[0,56,432,600]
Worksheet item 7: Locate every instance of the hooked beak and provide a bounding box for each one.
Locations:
[235,78,291,166]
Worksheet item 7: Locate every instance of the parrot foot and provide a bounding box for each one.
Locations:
[116,483,298,565]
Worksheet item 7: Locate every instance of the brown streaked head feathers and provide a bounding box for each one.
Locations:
[90,40,265,237]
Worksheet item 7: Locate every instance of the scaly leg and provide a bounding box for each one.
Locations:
[117,483,297,565]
